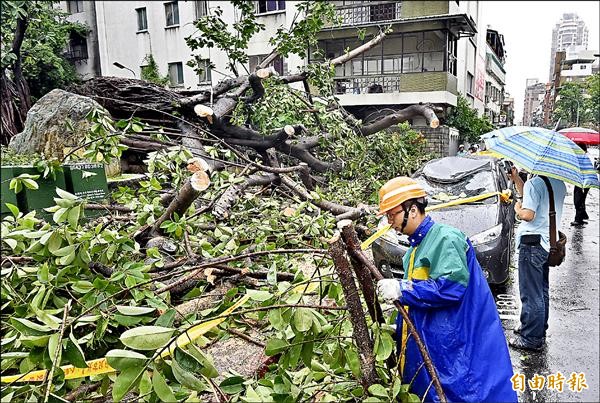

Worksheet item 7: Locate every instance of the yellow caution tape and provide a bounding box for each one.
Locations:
[160,294,250,358]
[0,358,115,384]
[361,224,392,250]
[426,190,511,212]
[1,295,250,384]
[359,190,512,250]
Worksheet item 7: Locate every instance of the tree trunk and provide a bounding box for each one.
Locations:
[328,232,378,389]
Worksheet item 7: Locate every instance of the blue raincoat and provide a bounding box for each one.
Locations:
[394,216,517,402]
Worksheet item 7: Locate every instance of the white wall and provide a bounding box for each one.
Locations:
[60,1,101,79]
[456,0,486,115]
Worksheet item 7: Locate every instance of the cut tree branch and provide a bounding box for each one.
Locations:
[328,232,378,389]
[359,104,440,136]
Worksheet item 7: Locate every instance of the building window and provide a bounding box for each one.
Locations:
[467,72,474,94]
[65,31,88,61]
[165,1,180,27]
[257,0,285,14]
[249,54,286,75]
[67,0,84,14]
[195,1,208,19]
[197,59,212,83]
[136,8,148,31]
[168,62,184,86]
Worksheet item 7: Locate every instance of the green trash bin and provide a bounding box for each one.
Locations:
[64,163,109,202]
[64,163,109,219]
[1,166,23,217]
[13,166,67,218]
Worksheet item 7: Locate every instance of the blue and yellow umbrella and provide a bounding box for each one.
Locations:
[482,126,599,188]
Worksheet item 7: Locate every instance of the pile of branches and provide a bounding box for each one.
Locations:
[1,31,446,402]
[72,32,440,242]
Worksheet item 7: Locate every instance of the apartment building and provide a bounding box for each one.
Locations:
[548,13,589,82]
[60,1,491,149]
[483,27,505,127]
[558,47,600,85]
[522,79,546,127]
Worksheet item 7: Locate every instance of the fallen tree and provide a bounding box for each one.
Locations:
[2,2,445,401]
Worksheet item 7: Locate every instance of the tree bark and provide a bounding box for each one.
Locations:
[328,232,378,389]
[150,172,210,236]
[359,104,441,136]
[213,173,279,220]
[1,11,31,145]
[343,228,448,402]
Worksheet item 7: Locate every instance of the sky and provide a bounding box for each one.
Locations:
[481,1,600,124]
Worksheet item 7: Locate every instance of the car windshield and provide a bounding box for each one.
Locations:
[414,157,497,205]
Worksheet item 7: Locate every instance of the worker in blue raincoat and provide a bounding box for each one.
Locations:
[376,177,517,402]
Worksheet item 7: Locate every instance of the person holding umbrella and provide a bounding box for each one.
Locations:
[508,166,566,350]
[483,126,599,351]
[571,142,590,226]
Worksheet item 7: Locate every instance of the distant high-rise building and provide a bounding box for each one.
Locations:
[549,13,589,81]
[523,79,546,127]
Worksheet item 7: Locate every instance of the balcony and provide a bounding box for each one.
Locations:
[485,51,506,85]
[338,72,458,94]
[331,1,402,27]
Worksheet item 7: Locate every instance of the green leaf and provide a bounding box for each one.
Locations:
[3,238,17,250]
[152,370,177,402]
[53,207,69,224]
[407,393,421,402]
[34,310,61,330]
[64,333,87,368]
[47,333,61,364]
[119,326,174,350]
[67,206,80,228]
[246,289,273,302]
[139,370,152,396]
[301,340,314,367]
[265,338,288,356]
[293,308,313,332]
[155,309,176,327]
[112,365,145,401]
[47,232,62,253]
[174,347,203,373]
[56,188,78,200]
[6,203,20,217]
[53,244,75,257]
[115,306,156,316]
[289,343,301,367]
[345,348,360,378]
[10,317,53,336]
[219,376,245,394]
[22,178,39,190]
[71,280,93,294]
[375,331,394,361]
[268,309,285,331]
[171,357,207,392]
[187,343,218,378]
[105,349,148,372]
[368,384,389,398]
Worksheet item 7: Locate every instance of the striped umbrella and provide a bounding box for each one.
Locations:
[482,126,599,188]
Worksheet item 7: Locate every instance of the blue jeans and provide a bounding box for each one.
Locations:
[518,243,550,348]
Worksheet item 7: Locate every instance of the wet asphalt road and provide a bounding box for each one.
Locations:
[491,180,600,402]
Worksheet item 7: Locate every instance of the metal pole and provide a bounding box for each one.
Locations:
[576,98,580,127]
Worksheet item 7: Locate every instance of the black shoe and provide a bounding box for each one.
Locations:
[509,337,543,352]
[570,221,585,226]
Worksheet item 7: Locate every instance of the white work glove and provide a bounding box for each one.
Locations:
[376,279,402,303]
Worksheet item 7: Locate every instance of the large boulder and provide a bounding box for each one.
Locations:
[9,89,120,176]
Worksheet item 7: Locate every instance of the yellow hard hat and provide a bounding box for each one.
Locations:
[378,177,427,216]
